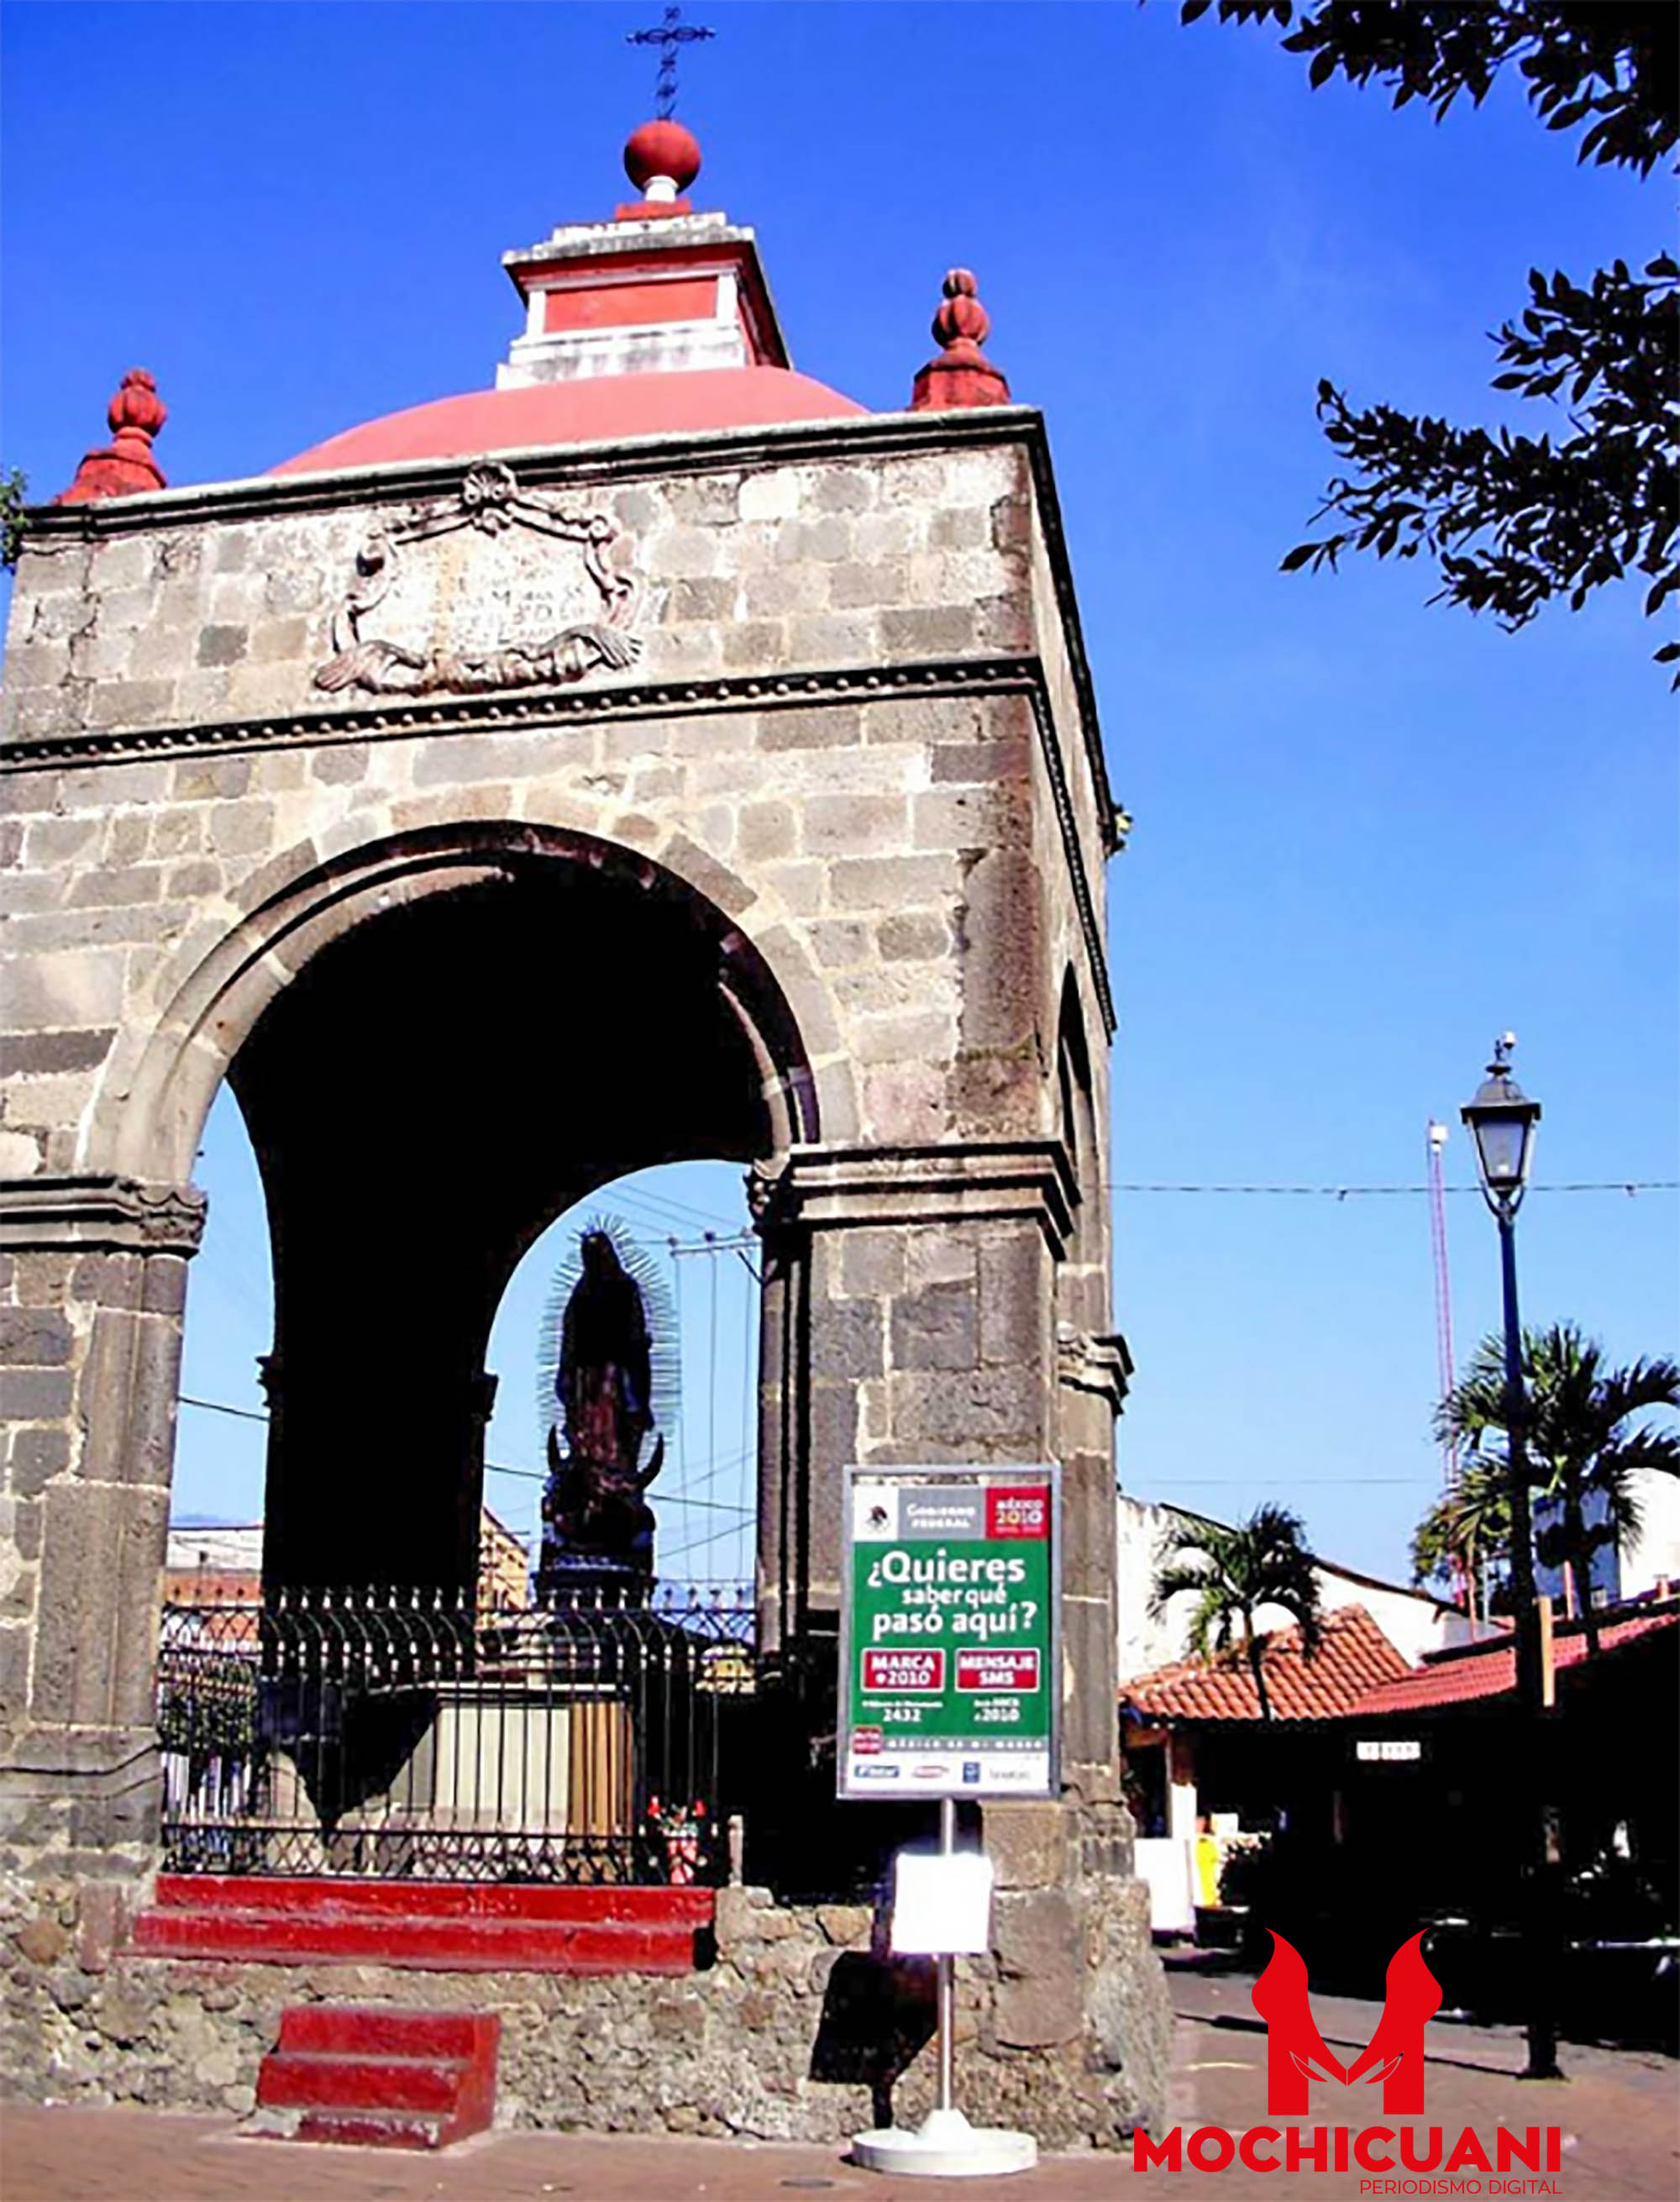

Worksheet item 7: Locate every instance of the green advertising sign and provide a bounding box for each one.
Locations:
[838,1466,1060,1801]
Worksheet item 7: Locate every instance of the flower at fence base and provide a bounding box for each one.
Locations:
[643,1795,711,1885]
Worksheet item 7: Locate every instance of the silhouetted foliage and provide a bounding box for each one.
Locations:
[1181,4,1679,671]
[1411,1458,1514,1620]
[1416,1322,1680,1645]
[1,469,27,570]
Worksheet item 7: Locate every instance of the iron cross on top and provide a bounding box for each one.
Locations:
[627,6,716,120]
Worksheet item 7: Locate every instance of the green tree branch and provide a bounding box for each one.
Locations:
[1182,3,1678,671]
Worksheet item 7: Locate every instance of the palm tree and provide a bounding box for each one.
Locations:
[1434,1325,1680,1653]
[1410,1461,1513,1622]
[1147,1505,1323,1722]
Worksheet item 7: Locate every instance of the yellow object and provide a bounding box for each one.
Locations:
[1194,1831,1221,1908]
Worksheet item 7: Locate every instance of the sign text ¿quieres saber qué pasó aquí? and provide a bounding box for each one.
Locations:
[839,1469,1058,1800]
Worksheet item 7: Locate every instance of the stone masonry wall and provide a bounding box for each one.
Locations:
[0,416,1116,1176]
[1,420,1116,1781]
[0,679,1067,1766]
[2,437,1033,747]
[0,1860,1168,2144]
[0,408,1154,2140]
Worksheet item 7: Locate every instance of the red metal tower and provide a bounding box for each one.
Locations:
[1426,1119,1459,1492]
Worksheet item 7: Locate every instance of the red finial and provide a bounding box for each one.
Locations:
[910,270,1011,413]
[55,370,169,504]
[620,118,702,217]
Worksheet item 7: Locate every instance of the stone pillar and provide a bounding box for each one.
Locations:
[0,1175,204,1872]
[749,1138,1169,2137]
[1053,1328,1132,1806]
[756,1138,1074,1616]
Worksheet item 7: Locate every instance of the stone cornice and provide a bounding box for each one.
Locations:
[1021,682,1116,1036]
[18,405,1044,534]
[1015,428,1121,858]
[1056,1326,1135,1416]
[0,653,1038,771]
[0,654,1116,1037]
[0,1175,207,1256]
[758,1138,1078,1253]
[15,405,1117,857]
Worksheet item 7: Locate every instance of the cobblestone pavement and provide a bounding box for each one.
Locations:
[4,2001,1677,2202]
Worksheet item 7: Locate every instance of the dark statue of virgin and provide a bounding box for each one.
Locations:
[538,1230,665,1598]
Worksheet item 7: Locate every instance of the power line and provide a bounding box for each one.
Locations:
[1110,1180,1675,1197]
[604,1180,748,1232]
[175,1398,753,1511]
[1141,1477,1425,1488]
[485,1462,750,1514]
[662,1511,757,1563]
[179,1393,266,1424]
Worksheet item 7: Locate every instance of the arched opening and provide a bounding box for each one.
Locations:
[169,1142,761,1602]
[481,1162,761,1594]
[213,838,809,1598]
[1057,966,1103,1337]
[154,829,813,1885]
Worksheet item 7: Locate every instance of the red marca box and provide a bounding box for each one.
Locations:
[956,1649,1040,1693]
[862,1649,945,1693]
[985,1486,1049,1539]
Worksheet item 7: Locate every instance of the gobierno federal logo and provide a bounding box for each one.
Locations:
[1133,1931,1564,2192]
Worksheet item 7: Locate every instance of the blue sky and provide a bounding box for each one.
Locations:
[3,3,1674,1588]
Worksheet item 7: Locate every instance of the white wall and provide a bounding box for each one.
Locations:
[1620,1469,1680,1597]
[165,1524,262,1573]
[1116,1493,1452,1677]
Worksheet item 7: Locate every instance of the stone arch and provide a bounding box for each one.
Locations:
[99,818,852,1187]
[96,818,848,1595]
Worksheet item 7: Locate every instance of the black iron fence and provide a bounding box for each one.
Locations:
[157,1585,754,1884]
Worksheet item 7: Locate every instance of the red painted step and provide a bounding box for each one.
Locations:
[278,2005,486,2059]
[254,2006,497,2152]
[134,1906,696,1973]
[132,1876,713,1973]
[150,1873,713,1926]
[260,2051,466,2115]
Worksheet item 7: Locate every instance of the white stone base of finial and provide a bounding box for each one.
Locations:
[851,2108,1037,2178]
[644,174,679,202]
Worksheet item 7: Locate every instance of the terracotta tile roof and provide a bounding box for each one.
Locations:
[1354,1606,1677,1716]
[1118,1604,1410,1724]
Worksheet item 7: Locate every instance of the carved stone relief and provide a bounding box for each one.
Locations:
[314,463,642,697]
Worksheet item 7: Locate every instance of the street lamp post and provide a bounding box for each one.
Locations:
[1461,1033,1562,2083]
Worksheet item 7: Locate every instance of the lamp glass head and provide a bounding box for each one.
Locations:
[1462,1040,1541,1209]
[1469,1107,1531,1192]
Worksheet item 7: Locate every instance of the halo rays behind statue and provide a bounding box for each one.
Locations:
[536,1224,680,1606]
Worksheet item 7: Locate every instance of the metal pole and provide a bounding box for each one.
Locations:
[937,1797,956,2114]
[1499,1213,1541,1711]
[1498,1209,1562,2084]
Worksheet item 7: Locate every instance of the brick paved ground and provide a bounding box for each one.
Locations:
[5,1997,1676,2202]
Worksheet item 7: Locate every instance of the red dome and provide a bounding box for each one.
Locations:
[624,118,701,193]
[270,366,869,475]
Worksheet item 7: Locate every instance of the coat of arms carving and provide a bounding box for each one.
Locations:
[314,463,642,697]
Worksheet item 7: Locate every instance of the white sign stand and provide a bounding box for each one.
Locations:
[850,1802,1038,2178]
